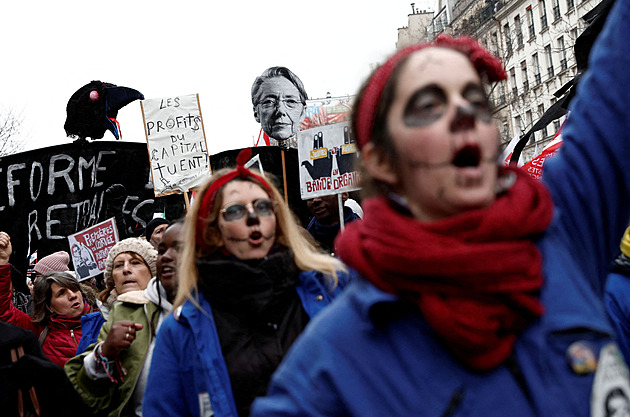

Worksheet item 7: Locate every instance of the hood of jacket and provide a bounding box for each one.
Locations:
[143,277,173,313]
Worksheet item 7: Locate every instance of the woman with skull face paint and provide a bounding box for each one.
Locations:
[142,149,348,417]
[252,17,630,417]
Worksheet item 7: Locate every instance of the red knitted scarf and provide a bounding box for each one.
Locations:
[336,168,554,371]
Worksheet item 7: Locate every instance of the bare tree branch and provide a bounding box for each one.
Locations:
[0,108,26,156]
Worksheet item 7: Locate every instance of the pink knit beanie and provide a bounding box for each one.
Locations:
[33,251,70,275]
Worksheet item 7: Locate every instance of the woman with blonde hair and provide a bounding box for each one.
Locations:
[143,149,348,417]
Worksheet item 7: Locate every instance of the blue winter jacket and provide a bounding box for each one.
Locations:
[605,270,630,363]
[251,2,630,416]
[142,269,349,417]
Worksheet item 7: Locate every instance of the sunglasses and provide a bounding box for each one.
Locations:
[220,199,275,221]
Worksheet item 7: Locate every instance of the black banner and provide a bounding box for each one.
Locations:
[0,141,186,273]
[1,143,310,274]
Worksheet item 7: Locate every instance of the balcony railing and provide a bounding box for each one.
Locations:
[560,58,568,71]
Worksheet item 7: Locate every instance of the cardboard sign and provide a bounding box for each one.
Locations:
[142,94,211,196]
[68,218,119,281]
[298,121,360,199]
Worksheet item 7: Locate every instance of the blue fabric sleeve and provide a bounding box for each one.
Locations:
[542,0,630,297]
[605,273,630,363]
[143,315,191,417]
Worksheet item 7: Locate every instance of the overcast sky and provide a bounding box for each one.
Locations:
[1,0,434,156]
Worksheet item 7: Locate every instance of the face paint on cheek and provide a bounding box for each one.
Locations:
[404,110,443,127]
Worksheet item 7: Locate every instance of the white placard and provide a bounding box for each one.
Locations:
[142,94,211,196]
[297,121,360,199]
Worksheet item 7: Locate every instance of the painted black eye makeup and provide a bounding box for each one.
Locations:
[462,83,492,123]
[403,85,446,127]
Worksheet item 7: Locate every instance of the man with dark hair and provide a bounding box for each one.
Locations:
[306,192,359,254]
[252,66,308,149]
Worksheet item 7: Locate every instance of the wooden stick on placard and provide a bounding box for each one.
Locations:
[183,191,191,212]
[337,193,345,231]
[281,150,288,204]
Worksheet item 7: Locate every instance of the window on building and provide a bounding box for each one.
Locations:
[510,68,517,98]
[504,23,512,56]
[515,15,524,48]
[558,36,568,70]
[545,44,554,77]
[521,61,529,91]
[533,53,542,84]
[539,0,548,30]
[570,28,578,49]
[527,6,535,39]
[526,110,534,143]
[567,0,575,10]
[550,98,561,133]
[552,0,561,20]
[492,31,500,57]
[515,115,523,136]
[499,81,507,105]
[538,104,547,138]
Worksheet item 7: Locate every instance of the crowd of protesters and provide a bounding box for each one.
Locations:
[2,1,630,415]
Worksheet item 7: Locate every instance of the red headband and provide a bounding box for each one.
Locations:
[355,34,507,149]
[195,148,272,249]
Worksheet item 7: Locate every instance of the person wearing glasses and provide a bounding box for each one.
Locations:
[252,66,308,149]
[143,148,348,417]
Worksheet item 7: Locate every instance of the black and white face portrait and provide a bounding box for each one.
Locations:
[252,67,307,144]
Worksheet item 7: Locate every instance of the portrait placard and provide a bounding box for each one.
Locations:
[68,217,119,281]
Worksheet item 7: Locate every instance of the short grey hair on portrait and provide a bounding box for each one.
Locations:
[251,66,308,106]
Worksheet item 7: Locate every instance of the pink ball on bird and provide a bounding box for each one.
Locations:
[89,90,99,101]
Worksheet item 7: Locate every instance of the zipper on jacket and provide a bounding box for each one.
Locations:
[70,329,77,345]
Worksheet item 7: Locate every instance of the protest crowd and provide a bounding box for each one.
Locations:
[2,0,630,415]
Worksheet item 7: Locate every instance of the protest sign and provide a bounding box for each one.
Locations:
[0,142,186,275]
[68,217,118,281]
[141,94,211,196]
[298,121,360,199]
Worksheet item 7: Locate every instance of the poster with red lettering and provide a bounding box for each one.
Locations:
[297,121,361,199]
[68,217,119,281]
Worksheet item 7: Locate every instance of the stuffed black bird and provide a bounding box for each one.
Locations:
[64,80,144,140]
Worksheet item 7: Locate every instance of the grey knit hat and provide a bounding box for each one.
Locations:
[104,238,157,286]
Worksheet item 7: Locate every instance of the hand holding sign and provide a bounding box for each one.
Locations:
[301,132,333,180]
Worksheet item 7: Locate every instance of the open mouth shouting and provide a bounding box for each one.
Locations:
[452,144,481,168]
[160,265,177,279]
[249,230,264,246]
